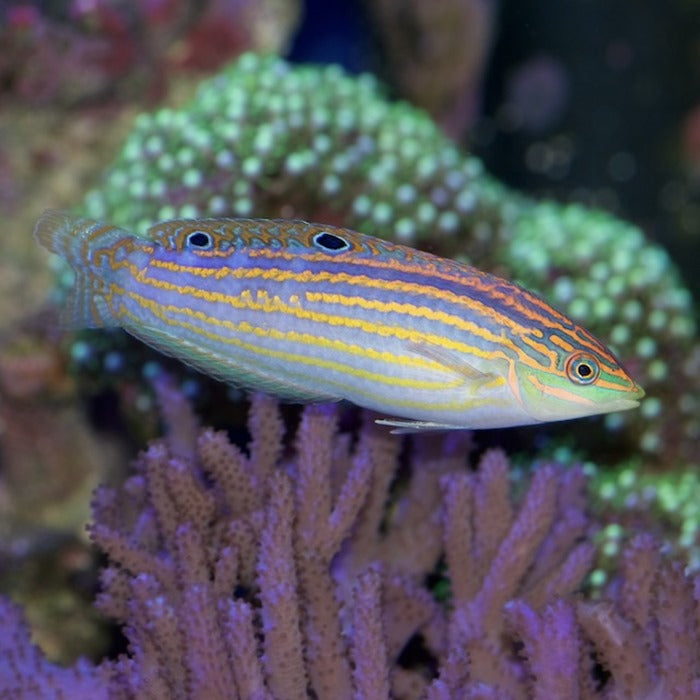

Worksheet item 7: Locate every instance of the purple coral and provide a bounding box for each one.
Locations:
[2,385,700,697]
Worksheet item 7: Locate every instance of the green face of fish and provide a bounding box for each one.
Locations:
[34,210,644,433]
[512,346,645,423]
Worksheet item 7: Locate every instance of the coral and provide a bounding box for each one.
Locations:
[2,386,700,698]
[589,459,700,574]
[71,52,698,464]
[0,597,111,699]
[0,1,300,105]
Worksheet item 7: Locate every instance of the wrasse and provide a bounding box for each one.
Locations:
[34,211,644,432]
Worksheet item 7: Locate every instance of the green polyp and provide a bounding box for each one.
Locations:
[335,108,355,131]
[647,359,668,381]
[353,195,372,217]
[178,204,199,219]
[593,297,615,321]
[598,481,617,500]
[455,190,476,213]
[618,469,637,489]
[219,123,241,143]
[182,169,203,189]
[313,134,332,154]
[588,569,607,588]
[567,298,589,320]
[176,148,195,168]
[552,276,574,303]
[154,108,174,128]
[396,184,416,205]
[158,205,177,221]
[604,412,626,431]
[144,135,164,155]
[157,153,175,173]
[215,151,235,169]
[438,211,459,233]
[149,180,166,198]
[128,180,147,199]
[621,299,643,322]
[605,276,625,297]
[284,152,307,174]
[135,219,152,235]
[208,196,227,215]
[233,198,253,216]
[417,202,436,225]
[242,157,262,178]
[602,539,620,557]
[669,316,694,338]
[416,156,438,181]
[635,337,657,358]
[322,175,341,195]
[610,324,631,345]
[253,126,275,154]
[372,202,393,225]
[395,218,417,241]
[639,430,661,453]
[399,139,420,161]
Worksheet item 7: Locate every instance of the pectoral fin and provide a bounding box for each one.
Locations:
[407,339,503,391]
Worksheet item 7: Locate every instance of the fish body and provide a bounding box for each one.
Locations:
[34,211,644,431]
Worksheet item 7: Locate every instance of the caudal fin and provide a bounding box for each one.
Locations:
[33,209,117,330]
[33,209,78,256]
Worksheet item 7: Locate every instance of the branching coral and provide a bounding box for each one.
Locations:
[2,384,699,698]
[72,52,698,464]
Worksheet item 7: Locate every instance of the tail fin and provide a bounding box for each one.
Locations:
[33,209,77,256]
[34,209,118,330]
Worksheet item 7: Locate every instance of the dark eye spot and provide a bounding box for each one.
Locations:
[565,352,600,385]
[186,231,213,249]
[577,363,593,378]
[313,231,350,251]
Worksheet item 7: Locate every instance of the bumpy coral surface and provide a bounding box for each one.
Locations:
[73,53,697,464]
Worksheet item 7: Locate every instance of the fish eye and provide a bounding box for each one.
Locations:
[185,231,214,249]
[313,231,350,252]
[565,352,600,385]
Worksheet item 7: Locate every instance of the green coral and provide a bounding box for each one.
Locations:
[78,52,697,463]
[591,462,700,573]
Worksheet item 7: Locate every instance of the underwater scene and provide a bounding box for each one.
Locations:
[0,1,699,697]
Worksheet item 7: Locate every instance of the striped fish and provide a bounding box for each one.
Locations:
[34,211,644,432]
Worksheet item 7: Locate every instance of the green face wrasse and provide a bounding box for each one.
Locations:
[34,211,644,432]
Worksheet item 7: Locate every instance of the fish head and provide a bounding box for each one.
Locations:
[513,340,645,423]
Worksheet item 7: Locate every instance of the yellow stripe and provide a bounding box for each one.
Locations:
[104,238,625,377]
[150,259,543,338]
[120,288,466,392]
[128,272,518,372]
[304,290,559,370]
[118,297,497,413]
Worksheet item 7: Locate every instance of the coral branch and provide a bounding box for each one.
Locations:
[351,566,391,700]
[256,470,307,700]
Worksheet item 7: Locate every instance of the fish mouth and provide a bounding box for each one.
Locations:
[602,396,644,413]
